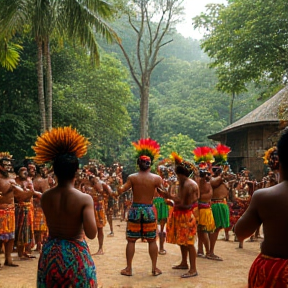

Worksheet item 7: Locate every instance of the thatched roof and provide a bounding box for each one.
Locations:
[209,86,288,138]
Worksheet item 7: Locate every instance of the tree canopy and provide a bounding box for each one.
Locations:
[193,0,288,85]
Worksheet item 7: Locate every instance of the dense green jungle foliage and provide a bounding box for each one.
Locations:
[0,26,270,171]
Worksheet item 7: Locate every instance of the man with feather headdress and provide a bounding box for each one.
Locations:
[117,138,163,277]
[0,152,39,267]
[32,127,97,288]
[158,152,199,278]
[207,144,231,261]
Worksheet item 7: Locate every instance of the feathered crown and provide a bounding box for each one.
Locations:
[170,152,183,165]
[131,138,160,164]
[32,126,90,164]
[170,152,198,176]
[0,152,13,160]
[212,144,231,165]
[263,146,279,170]
[192,146,214,164]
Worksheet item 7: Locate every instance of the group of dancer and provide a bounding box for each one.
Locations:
[0,125,287,287]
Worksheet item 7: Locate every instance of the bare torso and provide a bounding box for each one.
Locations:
[176,176,199,208]
[0,174,15,205]
[121,171,163,204]
[210,176,229,199]
[198,176,213,202]
[41,183,96,240]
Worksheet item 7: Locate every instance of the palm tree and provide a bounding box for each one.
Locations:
[0,0,118,132]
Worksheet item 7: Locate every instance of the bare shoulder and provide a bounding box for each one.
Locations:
[128,173,138,180]
[72,187,93,202]
[152,172,162,180]
[187,178,198,188]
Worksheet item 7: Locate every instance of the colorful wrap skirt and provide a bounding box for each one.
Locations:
[126,203,157,241]
[37,237,97,288]
[34,201,48,232]
[248,253,288,288]
[228,198,251,228]
[15,202,34,246]
[211,198,230,229]
[94,200,106,228]
[166,206,197,246]
[0,203,15,241]
[198,201,215,233]
[153,197,169,222]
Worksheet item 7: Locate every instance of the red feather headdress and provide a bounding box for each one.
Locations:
[32,126,90,164]
[212,144,231,165]
[192,146,214,164]
[132,138,160,164]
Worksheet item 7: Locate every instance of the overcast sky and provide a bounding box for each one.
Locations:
[176,0,227,39]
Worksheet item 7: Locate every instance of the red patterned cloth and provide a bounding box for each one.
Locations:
[249,253,288,288]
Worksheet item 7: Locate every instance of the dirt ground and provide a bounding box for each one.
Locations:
[0,219,261,288]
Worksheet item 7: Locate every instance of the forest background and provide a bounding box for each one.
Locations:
[0,0,286,176]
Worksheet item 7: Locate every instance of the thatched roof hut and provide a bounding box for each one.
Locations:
[209,86,288,180]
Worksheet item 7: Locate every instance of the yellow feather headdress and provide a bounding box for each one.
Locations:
[32,126,90,164]
[0,152,13,160]
[170,152,198,176]
[263,146,279,170]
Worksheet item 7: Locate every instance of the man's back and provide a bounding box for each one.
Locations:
[255,181,288,258]
[41,186,96,240]
[129,171,162,204]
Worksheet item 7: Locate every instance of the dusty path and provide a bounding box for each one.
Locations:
[0,219,260,288]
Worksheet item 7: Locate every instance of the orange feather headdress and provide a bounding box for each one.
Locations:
[0,152,13,160]
[32,126,90,164]
[263,146,279,170]
[170,151,198,177]
[131,138,160,164]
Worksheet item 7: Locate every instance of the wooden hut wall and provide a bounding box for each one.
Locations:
[226,131,247,174]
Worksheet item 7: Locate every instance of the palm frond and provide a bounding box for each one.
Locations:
[0,39,23,71]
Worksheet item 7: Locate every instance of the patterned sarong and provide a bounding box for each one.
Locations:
[166,206,197,245]
[249,253,288,288]
[94,199,106,228]
[0,203,15,241]
[228,197,251,228]
[37,237,97,288]
[15,202,34,246]
[34,199,47,232]
[211,198,230,229]
[126,203,157,241]
[153,197,169,222]
[198,201,215,233]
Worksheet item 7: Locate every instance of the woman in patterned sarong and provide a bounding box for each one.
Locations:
[33,127,97,288]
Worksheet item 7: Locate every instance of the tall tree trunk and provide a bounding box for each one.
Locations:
[44,39,53,130]
[229,91,235,124]
[140,86,149,138]
[36,39,46,133]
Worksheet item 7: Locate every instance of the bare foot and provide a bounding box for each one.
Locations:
[172,264,189,269]
[152,267,162,276]
[121,267,132,276]
[181,271,198,278]
[4,261,19,267]
[23,253,36,259]
[206,254,223,261]
[92,249,104,256]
